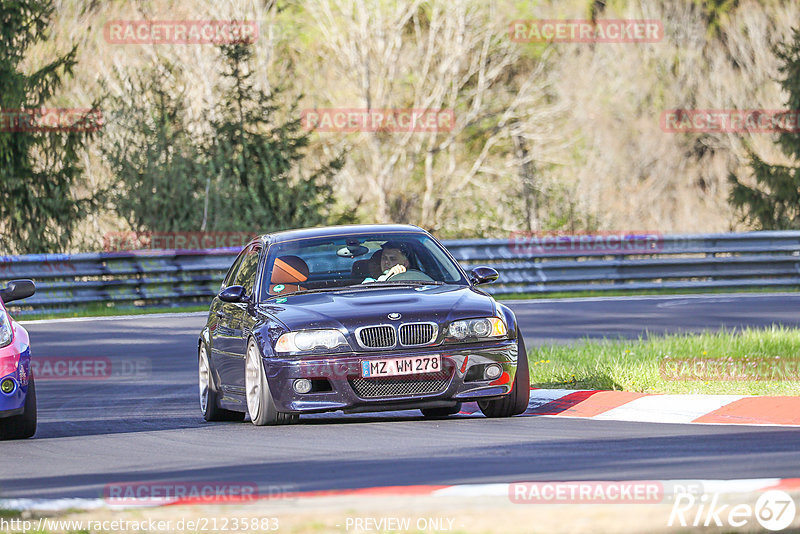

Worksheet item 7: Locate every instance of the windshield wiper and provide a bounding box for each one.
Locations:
[364,280,446,286]
[264,286,360,299]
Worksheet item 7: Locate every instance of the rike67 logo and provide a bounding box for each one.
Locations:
[669,490,797,531]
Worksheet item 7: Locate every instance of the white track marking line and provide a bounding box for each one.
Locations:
[433,484,509,497]
[593,394,746,424]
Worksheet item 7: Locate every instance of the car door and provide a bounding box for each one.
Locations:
[209,247,247,379]
[216,244,261,392]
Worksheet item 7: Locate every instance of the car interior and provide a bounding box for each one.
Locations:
[269,255,309,295]
[263,238,450,298]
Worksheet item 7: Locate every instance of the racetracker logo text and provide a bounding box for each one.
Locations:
[301,108,454,133]
[103,232,256,252]
[104,481,261,505]
[104,20,258,44]
[660,356,800,381]
[509,481,664,504]
[29,357,150,380]
[509,19,663,43]
[661,109,800,133]
[0,108,103,132]
[508,231,663,255]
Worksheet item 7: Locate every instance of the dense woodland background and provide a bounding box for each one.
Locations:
[3,0,800,253]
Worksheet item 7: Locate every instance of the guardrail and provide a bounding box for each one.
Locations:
[1,231,799,315]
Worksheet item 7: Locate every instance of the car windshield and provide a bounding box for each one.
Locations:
[260,232,466,299]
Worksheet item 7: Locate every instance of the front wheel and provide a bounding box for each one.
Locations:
[0,375,37,440]
[478,336,530,418]
[245,339,297,426]
[199,343,244,422]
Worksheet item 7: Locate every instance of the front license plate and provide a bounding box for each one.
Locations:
[361,355,441,378]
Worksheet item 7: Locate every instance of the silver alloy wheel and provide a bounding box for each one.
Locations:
[245,342,262,421]
[199,345,210,414]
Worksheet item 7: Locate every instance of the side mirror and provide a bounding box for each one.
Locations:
[469,266,499,285]
[0,279,36,304]
[218,285,248,303]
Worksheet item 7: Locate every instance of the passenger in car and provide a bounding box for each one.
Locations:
[352,249,383,280]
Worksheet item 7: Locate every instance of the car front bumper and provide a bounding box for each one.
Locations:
[0,348,30,418]
[263,340,520,414]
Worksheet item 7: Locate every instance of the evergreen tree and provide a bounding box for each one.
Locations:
[729,28,800,229]
[0,0,100,253]
[102,63,204,232]
[104,43,352,236]
[202,43,348,232]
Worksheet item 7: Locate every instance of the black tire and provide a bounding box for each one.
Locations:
[245,339,298,426]
[478,336,530,418]
[421,403,462,418]
[0,375,37,440]
[199,343,245,422]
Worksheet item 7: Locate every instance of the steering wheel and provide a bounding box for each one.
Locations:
[385,269,435,282]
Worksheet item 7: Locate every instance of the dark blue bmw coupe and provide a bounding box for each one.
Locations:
[198,224,529,425]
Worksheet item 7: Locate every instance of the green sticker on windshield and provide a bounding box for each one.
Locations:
[273,284,285,293]
[275,297,287,304]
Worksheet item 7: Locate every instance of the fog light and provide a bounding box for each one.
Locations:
[484,364,503,380]
[1,378,15,394]
[293,379,312,394]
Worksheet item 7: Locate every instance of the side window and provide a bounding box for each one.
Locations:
[234,246,261,296]
[222,249,248,289]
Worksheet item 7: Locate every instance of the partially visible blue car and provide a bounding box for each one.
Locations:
[0,279,37,440]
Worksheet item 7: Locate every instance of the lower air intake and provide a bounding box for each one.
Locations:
[349,369,452,399]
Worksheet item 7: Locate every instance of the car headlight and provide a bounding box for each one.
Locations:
[0,309,12,348]
[275,329,349,354]
[445,317,507,342]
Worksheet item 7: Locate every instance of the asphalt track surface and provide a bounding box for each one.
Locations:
[2,293,800,500]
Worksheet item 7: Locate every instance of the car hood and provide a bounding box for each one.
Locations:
[258,284,496,332]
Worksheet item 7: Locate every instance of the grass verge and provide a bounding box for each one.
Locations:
[527,326,800,395]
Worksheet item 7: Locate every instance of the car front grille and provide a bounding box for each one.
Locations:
[349,369,452,399]
[358,326,396,348]
[399,322,436,346]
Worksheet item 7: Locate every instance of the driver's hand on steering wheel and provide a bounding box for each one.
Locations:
[377,264,406,281]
